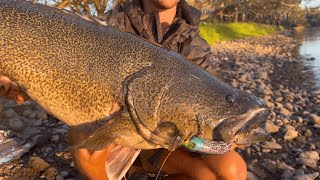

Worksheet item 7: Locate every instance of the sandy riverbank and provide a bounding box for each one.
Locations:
[1,34,319,180]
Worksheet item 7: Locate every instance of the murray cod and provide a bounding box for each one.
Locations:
[0,0,270,154]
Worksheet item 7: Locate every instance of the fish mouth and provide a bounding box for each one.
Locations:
[214,108,270,145]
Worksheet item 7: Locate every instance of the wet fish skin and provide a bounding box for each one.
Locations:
[0,0,268,150]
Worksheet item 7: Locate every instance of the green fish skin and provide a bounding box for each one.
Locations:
[0,0,269,151]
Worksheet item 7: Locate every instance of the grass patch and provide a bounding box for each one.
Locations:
[199,22,277,45]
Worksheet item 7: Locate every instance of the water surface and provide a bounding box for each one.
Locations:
[294,28,320,88]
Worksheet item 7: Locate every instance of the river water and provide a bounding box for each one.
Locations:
[294,28,320,89]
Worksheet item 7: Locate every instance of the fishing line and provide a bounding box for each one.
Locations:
[155,150,172,180]
[155,136,181,180]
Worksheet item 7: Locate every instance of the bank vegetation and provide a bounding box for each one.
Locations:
[38,0,317,27]
[33,0,320,43]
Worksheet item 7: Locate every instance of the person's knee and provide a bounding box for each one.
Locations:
[204,150,247,180]
[159,148,218,180]
[191,165,217,180]
[177,158,218,180]
[225,156,247,179]
[68,127,111,179]
[227,151,247,177]
[165,165,216,180]
[163,170,216,180]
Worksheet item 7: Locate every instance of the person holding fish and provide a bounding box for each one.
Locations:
[0,0,256,179]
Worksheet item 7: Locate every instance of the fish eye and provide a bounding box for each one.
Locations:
[226,94,236,105]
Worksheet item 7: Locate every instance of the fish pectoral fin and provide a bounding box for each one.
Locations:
[72,123,116,150]
[106,145,141,180]
[73,112,143,150]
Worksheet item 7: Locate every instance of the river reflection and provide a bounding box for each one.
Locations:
[294,28,320,88]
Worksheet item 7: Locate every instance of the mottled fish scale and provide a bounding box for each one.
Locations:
[0,0,268,151]
[0,0,155,128]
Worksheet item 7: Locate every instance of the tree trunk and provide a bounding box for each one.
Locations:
[242,13,246,21]
[235,12,238,22]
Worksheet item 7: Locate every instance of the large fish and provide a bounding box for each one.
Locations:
[0,0,269,178]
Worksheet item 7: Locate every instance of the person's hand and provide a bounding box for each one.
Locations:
[0,76,29,104]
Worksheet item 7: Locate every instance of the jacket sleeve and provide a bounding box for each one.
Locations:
[180,35,219,75]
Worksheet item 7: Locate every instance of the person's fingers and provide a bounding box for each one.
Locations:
[15,94,28,104]
[0,85,7,96]
[9,82,21,93]
[0,76,29,103]
[7,84,22,99]
[0,76,12,84]
[0,76,11,96]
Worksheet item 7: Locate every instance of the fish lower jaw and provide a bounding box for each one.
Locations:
[221,108,269,144]
[234,127,270,145]
[224,127,269,146]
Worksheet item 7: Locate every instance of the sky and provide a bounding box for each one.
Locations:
[301,0,320,8]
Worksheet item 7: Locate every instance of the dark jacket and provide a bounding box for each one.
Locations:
[99,0,217,74]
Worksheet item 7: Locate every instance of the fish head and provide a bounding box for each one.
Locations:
[123,53,270,149]
[153,67,270,148]
[160,75,269,145]
[203,86,271,146]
